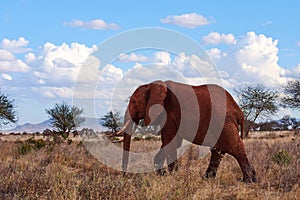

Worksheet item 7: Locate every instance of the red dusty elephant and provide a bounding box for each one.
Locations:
[117,80,256,182]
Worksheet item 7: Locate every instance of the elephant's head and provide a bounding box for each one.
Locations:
[128,80,167,126]
[117,80,167,172]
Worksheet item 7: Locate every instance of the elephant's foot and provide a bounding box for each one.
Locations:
[242,176,257,183]
[242,169,257,183]
[203,170,217,179]
[167,160,179,173]
[156,168,167,176]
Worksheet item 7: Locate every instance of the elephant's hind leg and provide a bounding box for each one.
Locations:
[216,123,256,182]
[227,141,256,183]
[204,148,225,179]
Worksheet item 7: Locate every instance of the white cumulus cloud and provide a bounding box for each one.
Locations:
[0,37,31,53]
[0,49,29,72]
[30,42,98,85]
[64,19,120,30]
[0,41,100,100]
[1,73,13,81]
[0,38,31,73]
[202,32,236,45]
[206,48,227,59]
[100,64,123,81]
[154,51,171,65]
[161,13,214,28]
[235,32,284,86]
[118,53,150,62]
[33,86,74,98]
[206,32,291,88]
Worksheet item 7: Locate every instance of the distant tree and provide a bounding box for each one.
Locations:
[0,91,17,127]
[46,102,85,138]
[257,120,279,131]
[281,80,300,110]
[101,110,122,135]
[279,115,299,130]
[235,84,279,137]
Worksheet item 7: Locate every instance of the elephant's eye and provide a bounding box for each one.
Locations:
[131,100,136,104]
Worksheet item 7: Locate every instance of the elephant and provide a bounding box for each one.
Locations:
[117,80,256,183]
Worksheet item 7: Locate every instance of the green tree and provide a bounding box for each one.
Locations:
[101,110,122,135]
[0,91,17,127]
[46,102,85,137]
[281,80,300,110]
[235,84,279,137]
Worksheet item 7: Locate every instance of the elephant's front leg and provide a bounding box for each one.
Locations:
[154,148,166,175]
[161,131,179,173]
[154,138,181,174]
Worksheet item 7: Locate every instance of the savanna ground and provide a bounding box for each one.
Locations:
[0,131,299,200]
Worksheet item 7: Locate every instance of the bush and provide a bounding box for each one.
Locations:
[272,149,292,166]
[67,139,72,145]
[18,143,32,155]
[133,136,142,141]
[61,132,69,140]
[144,135,153,141]
[17,137,46,155]
[27,137,46,150]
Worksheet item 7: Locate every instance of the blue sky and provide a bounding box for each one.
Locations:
[1,0,300,127]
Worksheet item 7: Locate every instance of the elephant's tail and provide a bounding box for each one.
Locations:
[238,113,245,139]
[240,118,245,139]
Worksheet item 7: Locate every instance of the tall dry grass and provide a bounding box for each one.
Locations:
[0,134,299,199]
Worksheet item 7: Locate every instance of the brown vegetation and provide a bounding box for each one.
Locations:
[0,133,299,199]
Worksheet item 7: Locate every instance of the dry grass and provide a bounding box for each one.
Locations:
[0,134,299,200]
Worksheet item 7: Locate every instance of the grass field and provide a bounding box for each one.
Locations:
[0,132,299,200]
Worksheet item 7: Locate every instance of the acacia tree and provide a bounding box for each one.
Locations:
[46,102,85,137]
[281,80,300,110]
[101,110,122,135]
[0,92,17,127]
[235,84,279,137]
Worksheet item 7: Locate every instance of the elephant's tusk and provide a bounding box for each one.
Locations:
[115,120,131,136]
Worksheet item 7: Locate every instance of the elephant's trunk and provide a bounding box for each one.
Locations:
[122,131,131,173]
[121,108,133,173]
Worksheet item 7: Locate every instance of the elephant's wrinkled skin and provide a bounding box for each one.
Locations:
[119,80,256,183]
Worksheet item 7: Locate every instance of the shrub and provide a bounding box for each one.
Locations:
[18,143,32,155]
[34,139,46,149]
[43,129,53,136]
[67,139,72,145]
[272,149,292,166]
[144,135,154,141]
[133,136,142,141]
[61,132,69,140]
[27,137,46,150]
[53,134,63,144]
[17,138,46,155]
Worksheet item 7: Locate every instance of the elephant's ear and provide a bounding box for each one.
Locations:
[145,81,167,126]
